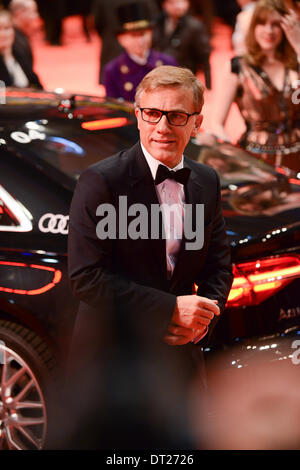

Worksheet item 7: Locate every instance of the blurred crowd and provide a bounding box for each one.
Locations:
[0,0,299,170]
[0,1,299,451]
[0,0,247,93]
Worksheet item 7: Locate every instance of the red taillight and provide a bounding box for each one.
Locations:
[226,255,300,307]
[81,117,130,130]
[0,262,62,295]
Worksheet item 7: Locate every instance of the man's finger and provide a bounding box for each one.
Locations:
[197,308,215,320]
[196,297,220,316]
[196,316,211,327]
[163,334,191,346]
[167,324,193,337]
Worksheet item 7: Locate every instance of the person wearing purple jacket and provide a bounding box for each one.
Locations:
[103,1,178,102]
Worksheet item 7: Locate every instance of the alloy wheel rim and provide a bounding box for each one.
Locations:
[0,345,47,450]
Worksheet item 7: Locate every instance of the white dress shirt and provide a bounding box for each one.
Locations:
[141,142,185,279]
[128,51,150,66]
[4,56,29,88]
[141,143,208,344]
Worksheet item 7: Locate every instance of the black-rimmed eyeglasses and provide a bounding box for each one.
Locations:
[139,108,199,126]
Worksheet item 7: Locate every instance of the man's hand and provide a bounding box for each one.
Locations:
[163,295,220,346]
[173,295,220,329]
[164,323,207,346]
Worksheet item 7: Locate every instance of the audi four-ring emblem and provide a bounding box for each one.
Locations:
[38,213,69,235]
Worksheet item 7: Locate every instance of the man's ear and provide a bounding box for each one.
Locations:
[191,114,203,137]
[135,107,141,130]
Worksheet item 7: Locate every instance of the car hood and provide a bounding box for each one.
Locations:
[187,141,300,255]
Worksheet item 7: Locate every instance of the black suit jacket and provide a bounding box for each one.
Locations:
[63,141,233,449]
[0,42,43,89]
[68,141,232,355]
[14,28,33,68]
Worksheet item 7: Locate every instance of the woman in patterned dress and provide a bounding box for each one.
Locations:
[202,0,300,173]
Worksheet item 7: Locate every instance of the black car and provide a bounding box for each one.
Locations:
[0,89,299,450]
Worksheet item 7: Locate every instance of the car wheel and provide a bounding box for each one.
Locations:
[0,320,55,450]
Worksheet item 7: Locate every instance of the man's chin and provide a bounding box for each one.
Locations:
[151,150,181,167]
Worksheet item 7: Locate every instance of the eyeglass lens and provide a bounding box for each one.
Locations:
[141,108,189,126]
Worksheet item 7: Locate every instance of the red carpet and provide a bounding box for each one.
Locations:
[31,15,245,142]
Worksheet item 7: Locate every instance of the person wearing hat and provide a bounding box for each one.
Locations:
[102,1,178,101]
[92,0,159,84]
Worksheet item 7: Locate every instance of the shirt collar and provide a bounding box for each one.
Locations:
[243,2,256,11]
[128,50,150,65]
[140,142,184,181]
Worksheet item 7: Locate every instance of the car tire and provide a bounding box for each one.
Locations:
[0,320,56,450]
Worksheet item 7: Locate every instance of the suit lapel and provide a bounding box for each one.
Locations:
[183,158,203,207]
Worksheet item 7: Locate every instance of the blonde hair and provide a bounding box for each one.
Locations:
[135,65,204,111]
[245,0,298,69]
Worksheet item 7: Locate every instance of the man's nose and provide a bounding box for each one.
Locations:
[156,115,171,131]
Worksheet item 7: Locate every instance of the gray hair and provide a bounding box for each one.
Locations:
[135,65,204,111]
[9,0,36,15]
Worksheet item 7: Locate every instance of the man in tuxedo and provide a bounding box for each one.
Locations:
[66,66,233,449]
